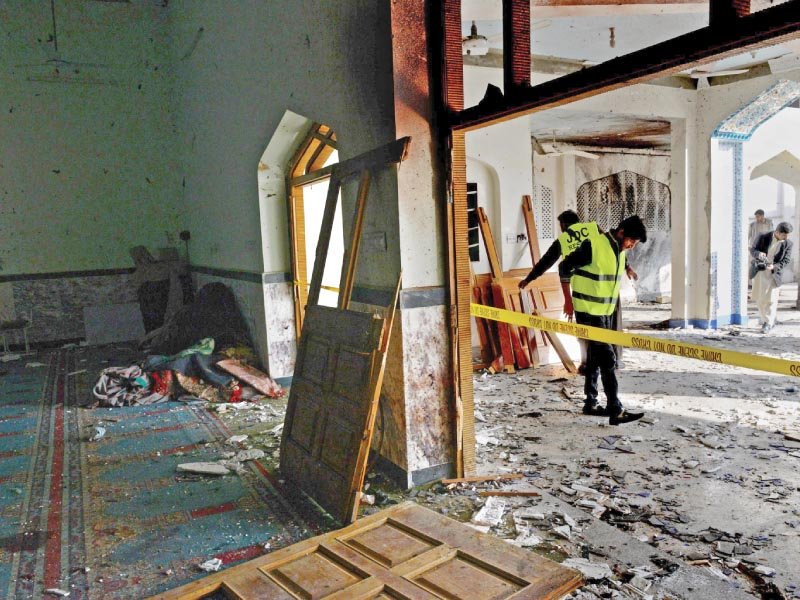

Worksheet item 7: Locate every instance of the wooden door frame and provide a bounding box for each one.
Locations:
[287,123,338,338]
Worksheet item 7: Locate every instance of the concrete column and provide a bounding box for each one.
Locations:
[709,140,741,327]
[687,111,713,327]
[387,0,456,487]
[795,185,800,309]
[669,119,689,326]
[732,142,748,325]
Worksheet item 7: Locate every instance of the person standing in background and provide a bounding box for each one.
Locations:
[750,222,793,334]
[748,209,773,253]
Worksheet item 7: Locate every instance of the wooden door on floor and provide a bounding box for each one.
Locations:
[153,502,583,600]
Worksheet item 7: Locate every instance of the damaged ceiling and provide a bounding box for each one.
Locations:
[530,110,671,151]
[462,1,800,150]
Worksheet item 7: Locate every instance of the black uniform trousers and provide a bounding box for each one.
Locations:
[575,311,622,416]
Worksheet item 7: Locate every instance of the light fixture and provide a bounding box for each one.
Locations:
[462,21,489,56]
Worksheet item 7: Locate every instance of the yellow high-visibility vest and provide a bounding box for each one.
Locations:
[571,233,625,316]
[558,221,600,258]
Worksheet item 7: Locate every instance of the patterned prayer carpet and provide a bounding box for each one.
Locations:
[0,347,317,599]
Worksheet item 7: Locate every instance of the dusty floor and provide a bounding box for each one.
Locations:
[74,286,799,598]
[394,285,800,599]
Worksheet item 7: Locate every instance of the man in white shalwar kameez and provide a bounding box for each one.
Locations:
[750,222,793,334]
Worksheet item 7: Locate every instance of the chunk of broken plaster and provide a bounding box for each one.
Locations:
[234,449,265,462]
[552,525,572,540]
[510,528,542,548]
[700,436,723,449]
[360,493,375,505]
[90,426,106,442]
[45,590,70,598]
[753,565,776,577]
[715,541,735,556]
[471,497,506,527]
[562,558,613,581]
[514,508,545,520]
[177,462,230,476]
[199,558,223,572]
[226,435,249,445]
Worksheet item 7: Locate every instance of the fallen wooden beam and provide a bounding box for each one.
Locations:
[442,473,524,485]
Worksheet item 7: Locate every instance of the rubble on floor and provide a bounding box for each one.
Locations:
[357,302,800,599]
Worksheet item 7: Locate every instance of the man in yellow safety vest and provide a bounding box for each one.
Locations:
[519,210,602,374]
[559,215,647,425]
[519,210,601,320]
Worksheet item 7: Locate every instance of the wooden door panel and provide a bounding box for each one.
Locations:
[265,545,370,599]
[332,349,372,401]
[340,520,441,568]
[412,552,526,600]
[319,414,358,470]
[154,503,581,600]
[281,304,386,523]
[287,394,320,451]
[222,571,295,600]
[531,274,563,315]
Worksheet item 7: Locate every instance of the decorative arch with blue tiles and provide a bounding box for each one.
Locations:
[703,80,800,329]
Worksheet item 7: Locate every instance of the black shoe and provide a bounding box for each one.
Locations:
[582,405,608,416]
[609,411,644,425]
[577,363,587,376]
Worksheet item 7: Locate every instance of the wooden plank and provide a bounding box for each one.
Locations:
[290,163,335,187]
[339,170,371,310]
[491,282,516,373]
[287,182,309,336]
[451,131,475,477]
[153,502,582,599]
[471,273,500,363]
[476,207,502,279]
[521,287,578,374]
[472,284,495,365]
[306,175,343,308]
[216,359,284,398]
[522,195,541,264]
[493,278,532,370]
[450,3,800,131]
[471,266,495,365]
[442,473,524,485]
[479,490,541,497]
[335,137,410,181]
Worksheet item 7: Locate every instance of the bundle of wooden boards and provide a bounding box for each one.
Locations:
[472,197,576,374]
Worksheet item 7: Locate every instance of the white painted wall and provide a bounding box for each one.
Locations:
[466,157,502,275]
[169,0,397,278]
[466,118,535,273]
[0,1,181,274]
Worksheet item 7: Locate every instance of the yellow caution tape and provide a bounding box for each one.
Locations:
[294,280,340,293]
[471,302,800,378]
